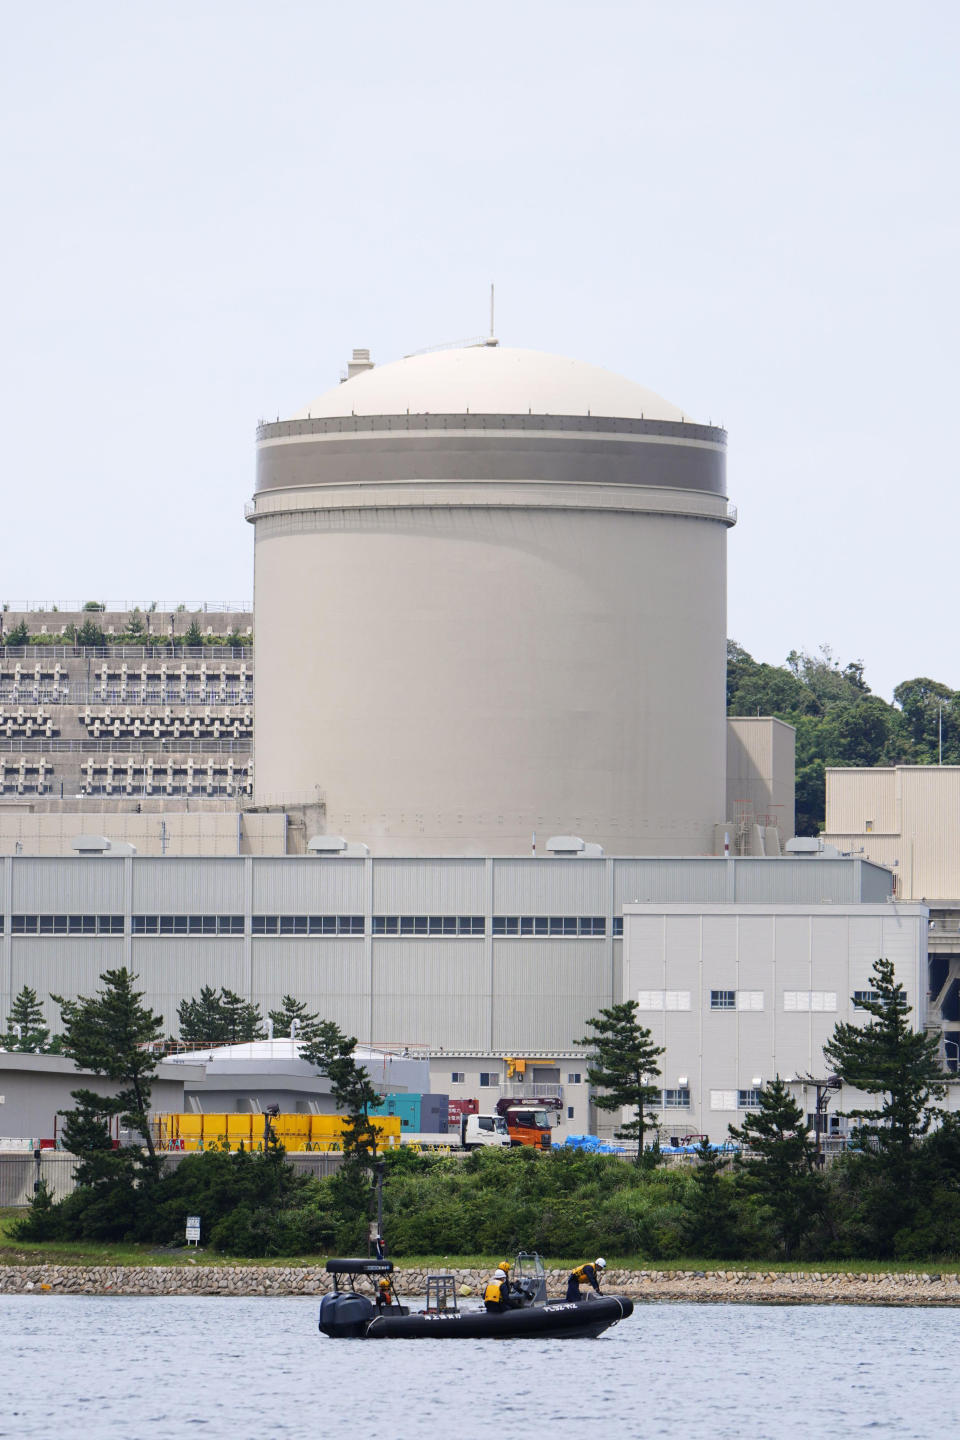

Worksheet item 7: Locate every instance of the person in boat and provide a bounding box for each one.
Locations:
[376,1277,394,1311]
[565,1257,606,1302]
[483,1268,512,1312]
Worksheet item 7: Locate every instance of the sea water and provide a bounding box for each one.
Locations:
[0,1295,954,1440]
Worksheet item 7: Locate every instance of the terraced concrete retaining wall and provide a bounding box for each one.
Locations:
[2,1266,960,1305]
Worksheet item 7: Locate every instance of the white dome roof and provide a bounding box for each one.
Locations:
[292,346,693,423]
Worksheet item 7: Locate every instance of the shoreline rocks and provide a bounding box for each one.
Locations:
[2,1264,960,1305]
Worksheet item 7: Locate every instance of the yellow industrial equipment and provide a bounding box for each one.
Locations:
[153,1112,402,1153]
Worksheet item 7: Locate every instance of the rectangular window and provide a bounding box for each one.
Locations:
[710,1090,737,1110]
[736,991,764,1011]
[738,1089,761,1109]
[12,916,37,934]
[479,1072,497,1087]
[853,990,879,1008]
[663,1088,691,1109]
[567,1072,581,1085]
[710,990,736,1010]
[373,916,399,935]
[450,1072,465,1084]
[612,917,624,937]
[567,1106,575,1119]
[220,916,244,935]
[133,915,158,935]
[784,991,837,1012]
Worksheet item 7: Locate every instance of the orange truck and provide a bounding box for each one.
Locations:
[495,1098,553,1149]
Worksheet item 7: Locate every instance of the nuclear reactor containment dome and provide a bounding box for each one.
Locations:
[249,345,733,855]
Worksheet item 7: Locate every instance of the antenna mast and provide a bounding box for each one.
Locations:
[490,282,495,340]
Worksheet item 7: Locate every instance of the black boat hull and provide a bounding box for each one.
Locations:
[320,1294,632,1340]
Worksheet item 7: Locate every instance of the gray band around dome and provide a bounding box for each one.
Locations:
[256,413,727,497]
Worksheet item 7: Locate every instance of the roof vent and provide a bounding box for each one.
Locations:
[71,836,137,856]
[545,835,604,858]
[307,836,370,857]
[346,348,375,380]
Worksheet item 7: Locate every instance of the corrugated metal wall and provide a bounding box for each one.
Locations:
[130,940,248,1029]
[491,940,608,1051]
[251,939,369,1039]
[825,768,898,834]
[12,858,125,911]
[373,859,484,913]
[132,859,245,912]
[252,858,365,912]
[613,859,728,910]
[371,939,489,1049]
[494,858,605,913]
[14,940,126,1026]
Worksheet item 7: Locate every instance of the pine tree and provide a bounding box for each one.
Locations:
[268,995,322,1040]
[575,1001,664,1161]
[299,1019,383,1163]
[178,986,265,1044]
[1,985,51,1051]
[728,1077,824,1259]
[76,617,105,647]
[53,969,165,1184]
[184,619,203,647]
[681,1137,740,1258]
[824,957,945,1161]
[5,620,30,646]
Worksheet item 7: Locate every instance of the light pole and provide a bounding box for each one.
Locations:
[795,1073,842,1167]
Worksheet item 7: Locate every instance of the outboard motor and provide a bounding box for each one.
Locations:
[319,1291,376,1338]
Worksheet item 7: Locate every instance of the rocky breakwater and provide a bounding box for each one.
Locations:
[2,1265,960,1305]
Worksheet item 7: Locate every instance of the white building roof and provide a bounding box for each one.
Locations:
[292,345,692,423]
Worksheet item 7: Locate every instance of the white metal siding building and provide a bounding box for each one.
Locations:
[1,854,894,1060]
[623,902,931,1142]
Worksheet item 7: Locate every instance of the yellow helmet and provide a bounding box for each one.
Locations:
[499,1260,511,1271]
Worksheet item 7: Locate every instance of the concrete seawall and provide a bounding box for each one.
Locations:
[3,1265,960,1305]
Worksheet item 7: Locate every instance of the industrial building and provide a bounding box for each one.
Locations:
[624,900,930,1143]
[2,337,947,1151]
[250,345,737,856]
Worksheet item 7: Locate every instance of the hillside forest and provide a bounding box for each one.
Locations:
[727,643,960,835]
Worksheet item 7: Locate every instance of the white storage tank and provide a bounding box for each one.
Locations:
[249,344,733,855]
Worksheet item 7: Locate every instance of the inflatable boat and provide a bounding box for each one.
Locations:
[318,1255,633,1340]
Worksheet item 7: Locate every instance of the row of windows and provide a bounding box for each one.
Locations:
[373,916,486,936]
[637,989,843,1014]
[11,914,123,935]
[2,912,624,939]
[711,1089,763,1111]
[451,1071,584,1086]
[133,915,245,936]
[493,916,607,936]
[253,915,364,936]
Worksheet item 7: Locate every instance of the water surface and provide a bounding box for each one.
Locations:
[0,1296,953,1440]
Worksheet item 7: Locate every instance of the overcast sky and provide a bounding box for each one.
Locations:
[2,1,957,699]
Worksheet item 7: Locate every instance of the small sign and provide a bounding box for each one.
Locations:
[185,1215,201,1246]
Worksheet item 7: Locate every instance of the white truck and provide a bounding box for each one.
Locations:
[460,1112,511,1149]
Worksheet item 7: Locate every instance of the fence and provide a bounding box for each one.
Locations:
[0,1152,78,1206]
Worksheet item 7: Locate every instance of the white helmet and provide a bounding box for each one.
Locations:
[493,1268,506,1279]
[595,1257,606,1270]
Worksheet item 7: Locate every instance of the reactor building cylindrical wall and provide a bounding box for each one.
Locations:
[249,344,733,856]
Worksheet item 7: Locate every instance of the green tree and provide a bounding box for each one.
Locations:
[575,1001,664,1162]
[184,619,204,647]
[824,958,945,1163]
[82,600,105,612]
[178,986,265,1044]
[125,607,147,640]
[728,1077,824,1259]
[5,619,29,646]
[1,985,51,1051]
[268,995,322,1041]
[76,617,105,647]
[53,969,165,1183]
[300,1019,384,1250]
[680,1137,741,1257]
[300,1019,383,1163]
